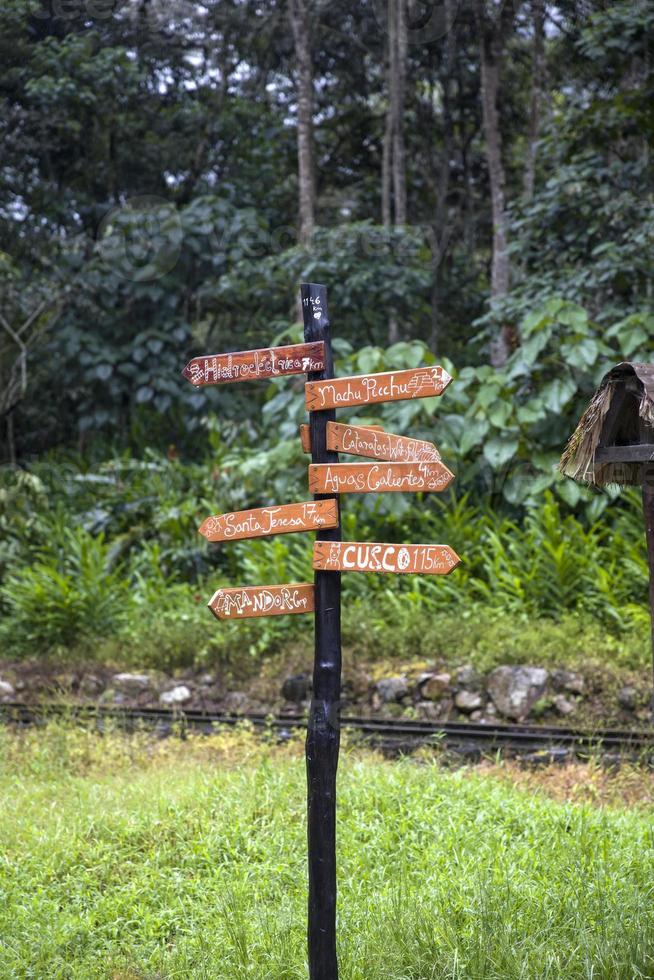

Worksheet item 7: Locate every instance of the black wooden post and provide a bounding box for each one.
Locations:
[301,282,341,980]
[643,467,654,722]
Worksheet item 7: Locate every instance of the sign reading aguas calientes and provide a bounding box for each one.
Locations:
[199,500,338,542]
[183,341,325,387]
[308,460,454,494]
[313,541,460,575]
[305,365,451,410]
[209,584,315,620]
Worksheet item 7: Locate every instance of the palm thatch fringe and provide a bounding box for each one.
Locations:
[559,362,654,487]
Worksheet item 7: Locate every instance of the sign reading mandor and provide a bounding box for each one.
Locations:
[209,584,315,620]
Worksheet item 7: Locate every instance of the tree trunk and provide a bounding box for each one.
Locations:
[523,0,545,200]
[383,0,407,343]
[290,0,315,246]
[392,0,407,226]
[430,0,456,353]
[476,0,515,368]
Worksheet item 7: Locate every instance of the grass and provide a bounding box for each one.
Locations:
[1,726,654,978]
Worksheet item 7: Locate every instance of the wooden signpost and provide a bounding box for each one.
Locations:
[314,541,460,575]
[305,365,451,410]
[300,422,440,462]
[326,422,440,462]
[309,461,454,494]
[209,584,315,620]
[183,341,324,387]
[199,500,338,542]
[183,282,460,980]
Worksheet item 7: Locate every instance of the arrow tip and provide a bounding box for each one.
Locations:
[182,361,199,385]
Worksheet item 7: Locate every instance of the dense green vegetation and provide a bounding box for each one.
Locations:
[0,436,649,671]
[1,725,654,978]
[0,2,652,664]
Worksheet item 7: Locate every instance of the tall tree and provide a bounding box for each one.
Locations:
[383,0,409,342]
[383,0,408,228]
[523,0,546,200]
[475,0,521,367]
[290,0,316,246]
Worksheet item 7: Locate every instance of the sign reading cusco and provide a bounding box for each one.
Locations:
[199,500,338,543]
[208,584,315,620]
[313,541,460,575]
[305,366,451,410]
[308,461,454,494]
[183,341,325,387]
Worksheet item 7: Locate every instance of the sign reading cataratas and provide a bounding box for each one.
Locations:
[326,422,440,462]
[208,584,315,620]
[305,366,451,410]
[199,500,339,542]
[300,422,384,455]
[183,341,325,387]
[309,461,454,494]
[313,542,460,575]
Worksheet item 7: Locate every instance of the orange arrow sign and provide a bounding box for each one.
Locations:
[313,542,460,575]
[209,584,315,620]
[300,422,385,454]
[325,422,440,462]
[308,461,454,494]
[183,341,324,387]
[199,500,338,542]
[305,366,451,410]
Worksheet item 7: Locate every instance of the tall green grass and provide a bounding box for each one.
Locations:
[0,454,649,665]
[0,725,653,978]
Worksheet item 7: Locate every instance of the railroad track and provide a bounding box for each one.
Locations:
[2,701,653,760]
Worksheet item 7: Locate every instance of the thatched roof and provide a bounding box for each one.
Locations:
[559,362,654,487]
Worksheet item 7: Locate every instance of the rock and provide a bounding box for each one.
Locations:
[223,691,250,714]
[198,673,215,686]
[551,669,585,695]
[282,673,311,702]
[454,690,483,713]
[456,665,482,691]
[280,701,301,716]
[617,686,638,711]
[487,666,549,720]
[159,685,192,706]
[469,710,484,722]
[376,677,409,703]
[112,673,152,694]
[420,673,451,700]
[0,679,15,700]
[343,669,371,699]
[553,694,575,717]
[79,674,104,697]
[415,700,442,720]
[485,702,497,717]
[524,747,570,765]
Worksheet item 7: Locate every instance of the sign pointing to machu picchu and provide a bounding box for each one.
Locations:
[182,341,325,387]
[308,461,454,494]
[305,365,451,410]
[199,500,339,542]
[208,584,315,620]
[313,541,460,575]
